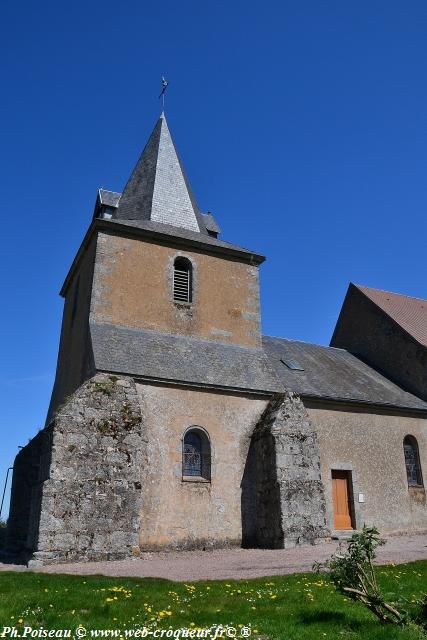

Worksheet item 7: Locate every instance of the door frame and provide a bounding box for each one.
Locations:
[331,469,356,530]
[327,463,360,533]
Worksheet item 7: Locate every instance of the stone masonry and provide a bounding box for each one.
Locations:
[8,373,145,565]
[9,109,427,566]
[242,392,330,549]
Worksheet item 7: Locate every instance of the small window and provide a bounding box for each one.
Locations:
[173,257,192,303]
[183,428,211,480]
[403,435,423,487]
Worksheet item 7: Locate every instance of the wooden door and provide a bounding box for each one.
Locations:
[332,470,353,530]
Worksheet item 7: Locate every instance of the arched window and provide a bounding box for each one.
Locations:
[403,435,423,487]
[173,257,192,303]
[183,428,211,480]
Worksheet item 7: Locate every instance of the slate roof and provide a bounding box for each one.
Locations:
[114,113,208,235]
[263,335,427,411]
[202,213,221,235]
[355,284,427,348]
[88,321,427,411]
[98,189,121,208]
[90,323,281,394]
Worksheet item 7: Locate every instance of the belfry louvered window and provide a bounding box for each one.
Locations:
[173,257,192,303]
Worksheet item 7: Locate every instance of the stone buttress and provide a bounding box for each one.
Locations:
[242,391,330,548]
[8,374,145,565]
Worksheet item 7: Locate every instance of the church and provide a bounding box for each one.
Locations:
[6,111,427,565]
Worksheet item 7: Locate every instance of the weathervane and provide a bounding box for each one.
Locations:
[159,76,169,111]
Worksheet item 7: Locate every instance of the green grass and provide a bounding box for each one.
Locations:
[0,561,426,638]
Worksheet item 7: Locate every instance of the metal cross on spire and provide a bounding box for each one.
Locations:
[159,76,169,112]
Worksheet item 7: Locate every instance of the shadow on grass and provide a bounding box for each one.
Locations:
[299,610,348,625]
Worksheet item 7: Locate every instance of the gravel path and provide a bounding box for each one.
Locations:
[1,534,426,582]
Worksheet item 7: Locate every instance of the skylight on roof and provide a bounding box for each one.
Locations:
[280,357,304,371]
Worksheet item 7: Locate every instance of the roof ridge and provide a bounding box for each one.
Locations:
[262,334,348,352]
[355,283,427,304]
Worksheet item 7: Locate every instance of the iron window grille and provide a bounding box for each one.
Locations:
[183,430,211,480]
[404,435,423,487]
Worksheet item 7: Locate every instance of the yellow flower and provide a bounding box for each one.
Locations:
[18,619,23,624]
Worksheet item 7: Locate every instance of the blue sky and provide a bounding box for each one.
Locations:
[1,0,426,515]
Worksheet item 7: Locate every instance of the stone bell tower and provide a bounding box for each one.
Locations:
[7,109,329,565]
[46,112,267,425]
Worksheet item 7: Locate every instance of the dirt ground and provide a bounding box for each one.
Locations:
[0,533,426,582]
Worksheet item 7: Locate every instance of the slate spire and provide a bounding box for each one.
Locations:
[115,113,203,233]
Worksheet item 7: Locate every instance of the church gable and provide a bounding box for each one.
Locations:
[331,283,427,402]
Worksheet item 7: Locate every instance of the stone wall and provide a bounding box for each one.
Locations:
[46,237,97,424]
[242,392,330,549]
[6,427,52,560]
[306,399,427,534]
[135,383,267,550]
[92,232,261,348]
[331,284,427,402]
[8,379,335,564]
[13,373,145,566]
